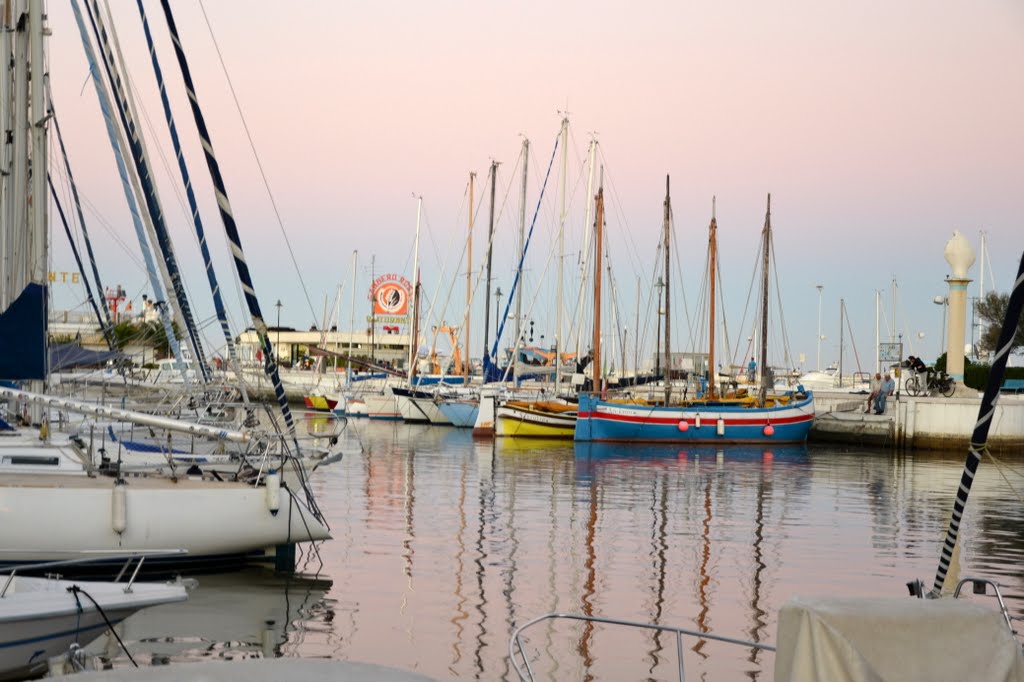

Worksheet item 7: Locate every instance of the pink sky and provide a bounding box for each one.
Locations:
[46,1,1024,370]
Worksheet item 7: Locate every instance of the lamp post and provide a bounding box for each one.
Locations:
[933,295,948,362]
[275,299,282,364]
[815,284,823,371]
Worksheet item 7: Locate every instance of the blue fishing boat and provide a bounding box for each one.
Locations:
[575,193,815,444]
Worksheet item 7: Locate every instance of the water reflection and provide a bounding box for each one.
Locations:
[88,420,1024,681]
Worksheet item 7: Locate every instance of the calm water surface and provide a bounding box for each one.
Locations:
[88,416,1024,680]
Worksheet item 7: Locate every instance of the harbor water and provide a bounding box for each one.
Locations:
[85,415,1024,680]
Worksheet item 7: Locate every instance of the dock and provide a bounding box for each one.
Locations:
[810,390,1024,452]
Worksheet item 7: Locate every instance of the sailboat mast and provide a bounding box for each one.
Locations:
[515,140,529,354]
[347,250,357,386]
[27,0,46,406]
[839,298,845,387]
[555,117,569,395]
[408,196,423,384]
[663,176,671,403]
[482,161,497,375]
[593,180,604,395]
[465,172,474,380]
[707,200,718,400]
[758,194,771,402]
[0,0,11,310]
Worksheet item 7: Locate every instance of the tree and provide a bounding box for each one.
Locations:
[976,291,1024,355]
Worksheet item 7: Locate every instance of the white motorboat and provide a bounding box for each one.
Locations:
[0,556,188,681]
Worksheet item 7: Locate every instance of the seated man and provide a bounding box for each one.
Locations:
[874,373,896,414]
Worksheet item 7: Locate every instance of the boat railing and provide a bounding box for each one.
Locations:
[0,550,188,597]
[509,612,775,682]
[953,577,1019,637]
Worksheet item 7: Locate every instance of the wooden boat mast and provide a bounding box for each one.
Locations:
[593,177,604,396]
[663,176,672,403]
[707,199,718,400]
[758,194,771,405]
[465,172,474,380]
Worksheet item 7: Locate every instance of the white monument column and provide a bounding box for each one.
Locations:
[943,231,975,382]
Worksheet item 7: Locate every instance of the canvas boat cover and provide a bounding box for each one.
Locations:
[775,596,1024,681]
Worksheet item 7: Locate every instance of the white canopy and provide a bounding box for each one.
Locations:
[775,596,1024,681]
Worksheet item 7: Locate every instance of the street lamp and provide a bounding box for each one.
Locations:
[933,295,948,361]
[815,285,823,371]
[275,299,282,364]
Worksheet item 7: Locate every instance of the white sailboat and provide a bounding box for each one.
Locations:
[0,555,188,681]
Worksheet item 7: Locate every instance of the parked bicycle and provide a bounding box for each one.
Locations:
[904,368,956,397]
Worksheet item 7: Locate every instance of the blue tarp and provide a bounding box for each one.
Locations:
[0,283,47,380]
[49,342,124,372]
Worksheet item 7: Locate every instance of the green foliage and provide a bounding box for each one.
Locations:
[111,319,180,359]
[961,362,1024,391]
[976,291,1024,355]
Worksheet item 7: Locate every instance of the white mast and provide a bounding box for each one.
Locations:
[554,117,568,395]
[0,0,13,308]
[9,0,29,306]
[874,290,880,374]
[408,196,422,385]
[27,0,46,412]
[515,138,529,354]
[347,250,357,388]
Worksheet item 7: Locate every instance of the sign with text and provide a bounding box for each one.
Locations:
[879,342,903,363]
[370,273,412,317]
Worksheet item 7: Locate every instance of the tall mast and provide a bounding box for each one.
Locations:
[662,176,671,403]
[515,140,529,355]
[707,199,718,400]
[839,298,846,387]
[464,172,474,380]
[874,290,880,374]
[158,0,302,442]
[482,161,497,378]
[347,250,357,387]
[136,0,246,396]
[408,196,422,385]
[0,0,12,309]
[27,0,46,405]
[555,117,569,395]
[593,176,604,396]
[573,140,598,359]
[758,194,771,404]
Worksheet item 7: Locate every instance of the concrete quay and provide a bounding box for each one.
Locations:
[810,389,1024,453]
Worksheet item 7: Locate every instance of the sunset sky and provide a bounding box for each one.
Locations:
[46,1,1023,371]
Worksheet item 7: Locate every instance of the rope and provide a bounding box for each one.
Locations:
[982,447,1024,504]
[67,585,138,667]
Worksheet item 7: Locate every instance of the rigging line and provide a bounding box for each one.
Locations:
[197,0,318,325]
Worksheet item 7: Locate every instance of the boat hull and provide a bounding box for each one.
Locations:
[437,400,479,428]
[495,404,576,439]
[0,475,331,566]
[574,391,815,443]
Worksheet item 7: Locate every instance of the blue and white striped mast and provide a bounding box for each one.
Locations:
[68,0,188,381]
[927,250,1024,598]
[157,0,298,439]
[49,105,116,350]
[134,0,248,404]
[83,0,212,384]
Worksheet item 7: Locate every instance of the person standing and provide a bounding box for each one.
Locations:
[747,357,757,384]
[875,373,896,414]
[866,373,882,413]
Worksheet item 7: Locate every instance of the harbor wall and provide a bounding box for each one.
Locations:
[810,391,1024,453]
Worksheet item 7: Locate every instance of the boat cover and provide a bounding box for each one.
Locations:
[775,596,1024,681]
